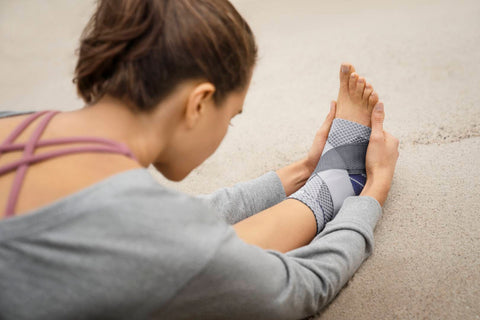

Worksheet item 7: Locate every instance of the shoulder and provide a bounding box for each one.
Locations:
[91,169,230,265]
[103,169,224,228]
[3,168,229,265]
[82,169,233,305]
[0,168,233,317]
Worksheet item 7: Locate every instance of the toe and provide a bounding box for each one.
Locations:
[363,83,374,102]
[340,63,355,90]
[349,73,359,96]
[368,92,379,111]
[355,77,366,98]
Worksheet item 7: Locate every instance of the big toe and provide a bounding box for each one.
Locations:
[349,73,359,95]
[339,63,355,90]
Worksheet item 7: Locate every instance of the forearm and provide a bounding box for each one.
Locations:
[275,158,313,197]
[197,172,286,224]
[234,199,317,253]
[165,197,382,319]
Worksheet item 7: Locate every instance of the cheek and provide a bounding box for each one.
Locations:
[159,112,230,181]
[201,120,229,159]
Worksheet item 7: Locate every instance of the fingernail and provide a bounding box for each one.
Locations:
[330,101,336,110]
[375,103,384,112]
[341,65,350,73]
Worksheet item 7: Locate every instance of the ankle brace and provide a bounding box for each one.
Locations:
[289,118,371,234]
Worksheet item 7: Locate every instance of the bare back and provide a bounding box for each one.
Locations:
[0,112,140,220]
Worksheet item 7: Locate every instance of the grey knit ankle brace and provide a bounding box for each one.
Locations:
[289,118,371,234]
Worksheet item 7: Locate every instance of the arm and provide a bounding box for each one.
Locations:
[160,105,397,319]
[234,102,399,253]
[196,172,286,224]
[275,159,313,197]
[276,102,338,196]
[157,196,382,320]
[196,103,337,225]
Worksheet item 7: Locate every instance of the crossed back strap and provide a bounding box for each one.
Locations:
[0,111,138,217]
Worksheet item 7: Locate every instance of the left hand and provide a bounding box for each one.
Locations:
[276,101,336,196]
[303,101,337,174]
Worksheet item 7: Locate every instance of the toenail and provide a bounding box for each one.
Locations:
[350,73,356,78]
[341,65,350,73]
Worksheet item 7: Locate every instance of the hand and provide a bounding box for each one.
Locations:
[304,101,337,174]
[361,102,399,206]
[276,101,336,196]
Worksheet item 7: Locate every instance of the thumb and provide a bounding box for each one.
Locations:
[371,102,385,133]
[319,100,336,132]
[326,100,336,121]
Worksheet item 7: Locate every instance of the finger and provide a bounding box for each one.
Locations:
[327,100,336,120]
[319,101,336,133]
[371,101,385,134]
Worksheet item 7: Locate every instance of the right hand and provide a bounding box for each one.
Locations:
[361,102,399,206]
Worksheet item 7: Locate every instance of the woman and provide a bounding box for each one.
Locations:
[0,0,399,319]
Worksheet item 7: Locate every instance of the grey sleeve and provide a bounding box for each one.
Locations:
[158,196,382,320]
[196,171,286,224]
[0,110,36,118]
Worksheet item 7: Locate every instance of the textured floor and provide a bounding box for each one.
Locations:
[1,0,479,318]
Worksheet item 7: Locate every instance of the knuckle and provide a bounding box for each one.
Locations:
[371,132,383,141]
[373,113,385,122]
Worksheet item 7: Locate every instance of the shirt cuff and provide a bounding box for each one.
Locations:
[333,196,383,230]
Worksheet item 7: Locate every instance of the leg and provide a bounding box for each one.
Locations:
[235,64,381,252]
[289,64,379,234]
[234,199,317,253]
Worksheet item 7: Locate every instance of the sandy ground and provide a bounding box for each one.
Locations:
[1,0,479,318]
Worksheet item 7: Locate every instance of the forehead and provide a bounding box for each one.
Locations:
[221,88,248,112]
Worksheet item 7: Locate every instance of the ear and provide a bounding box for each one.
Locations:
[184,82,216,129]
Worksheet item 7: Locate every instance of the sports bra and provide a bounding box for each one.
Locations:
[0,110,138,217]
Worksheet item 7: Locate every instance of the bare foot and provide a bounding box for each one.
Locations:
[335,63,379,127]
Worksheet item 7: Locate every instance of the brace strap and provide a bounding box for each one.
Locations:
[317,169,355,215]
[315,143,368,174]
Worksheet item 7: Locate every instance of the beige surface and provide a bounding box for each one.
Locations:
[1,0,479,318]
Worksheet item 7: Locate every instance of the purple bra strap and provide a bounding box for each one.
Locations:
[0,111,49,158]
[1,110,139,217]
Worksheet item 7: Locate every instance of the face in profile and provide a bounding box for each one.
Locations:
[153,82,250,182]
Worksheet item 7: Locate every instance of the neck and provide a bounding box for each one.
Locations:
[59,95,178,168]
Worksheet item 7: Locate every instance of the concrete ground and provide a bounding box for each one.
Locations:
[1,0,479,318]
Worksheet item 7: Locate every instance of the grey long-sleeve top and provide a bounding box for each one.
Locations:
[0,112,382,320]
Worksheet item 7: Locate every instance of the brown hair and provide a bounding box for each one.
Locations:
[73,0,258,111]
